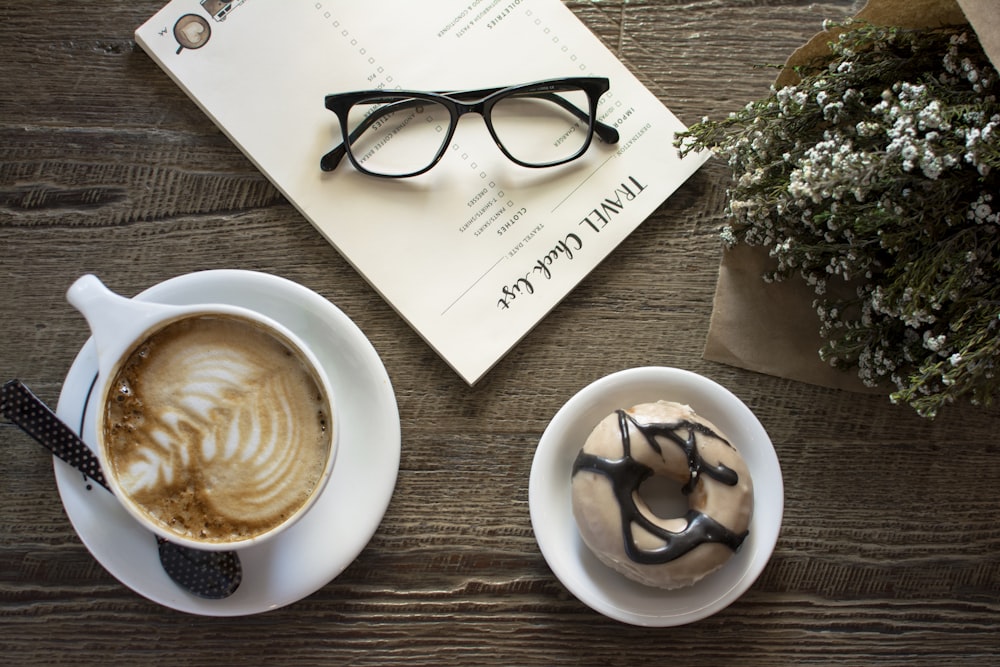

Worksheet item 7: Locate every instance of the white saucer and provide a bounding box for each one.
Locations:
[529,367,783,626]
[54,270,401,616]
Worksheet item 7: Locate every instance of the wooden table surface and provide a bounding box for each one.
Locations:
[2,1,999,665]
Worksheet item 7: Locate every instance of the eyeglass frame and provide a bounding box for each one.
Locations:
[320,77,620,177]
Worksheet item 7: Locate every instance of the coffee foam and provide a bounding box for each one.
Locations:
[102,314,332,544]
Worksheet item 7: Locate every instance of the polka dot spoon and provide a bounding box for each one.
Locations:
[1,379,243,600]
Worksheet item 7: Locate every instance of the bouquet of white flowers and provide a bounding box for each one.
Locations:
[678,20,1000,417]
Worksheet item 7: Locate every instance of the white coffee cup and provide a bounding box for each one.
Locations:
[67,274,338,551]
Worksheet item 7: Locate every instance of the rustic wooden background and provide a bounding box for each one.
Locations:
[2,1,998,665]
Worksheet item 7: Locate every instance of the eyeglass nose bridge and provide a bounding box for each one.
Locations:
[451,99,490,121]
[444,100,511,158]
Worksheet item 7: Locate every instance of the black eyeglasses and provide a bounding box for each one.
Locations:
[320,77,619,178]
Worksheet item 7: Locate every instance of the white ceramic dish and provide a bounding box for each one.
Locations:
[54,270,401,616]
[529,367,783,626]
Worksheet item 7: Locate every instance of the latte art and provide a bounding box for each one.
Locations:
[102,315,332,544]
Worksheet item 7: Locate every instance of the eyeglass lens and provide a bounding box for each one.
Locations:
[344,84,595,177]
[346,99,452,177]
[489,86,592,166]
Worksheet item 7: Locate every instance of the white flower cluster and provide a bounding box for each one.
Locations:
[968,193,998,225]
[869,83,962,179]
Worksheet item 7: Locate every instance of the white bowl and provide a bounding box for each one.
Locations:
[529,367,783,626]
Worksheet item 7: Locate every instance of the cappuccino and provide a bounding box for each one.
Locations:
[101,314,333,545]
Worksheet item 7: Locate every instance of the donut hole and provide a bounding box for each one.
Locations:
[637,474,689,519]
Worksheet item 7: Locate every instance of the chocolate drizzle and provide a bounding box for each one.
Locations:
[572,409,748,564]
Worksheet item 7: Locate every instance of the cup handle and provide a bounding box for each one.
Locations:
[66,275,175,376]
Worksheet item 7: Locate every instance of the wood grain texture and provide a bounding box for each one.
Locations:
[2,1,999,665]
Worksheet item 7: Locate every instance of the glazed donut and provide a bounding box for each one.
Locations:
[571,400,753,589]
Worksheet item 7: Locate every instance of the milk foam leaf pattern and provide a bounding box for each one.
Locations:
[0,379,243,600]
[108,320,331,541]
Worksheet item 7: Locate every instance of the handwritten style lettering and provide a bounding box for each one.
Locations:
[496,175,648,310]
[497,234,582,310]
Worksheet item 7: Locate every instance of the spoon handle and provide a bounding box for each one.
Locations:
[3,378,243,600]
[1,379,109,491]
